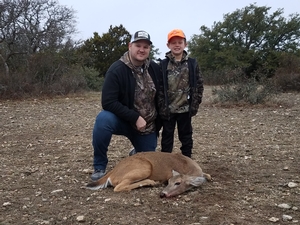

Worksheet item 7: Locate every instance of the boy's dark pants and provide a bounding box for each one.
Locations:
[161,112,193,158]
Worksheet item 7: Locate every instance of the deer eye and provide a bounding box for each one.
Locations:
[174,182,181,186]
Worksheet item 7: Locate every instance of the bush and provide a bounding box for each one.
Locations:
[203,68,248,86]
[212,70,277,104]
[49,71,87,95]
[203,70,224,85]
[82,67,104,91]
[0,65,89,99]
[274,72,300,92]
[273,53,300,92]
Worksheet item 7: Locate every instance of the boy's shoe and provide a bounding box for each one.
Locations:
[91,169,106,181]
[129,148,136,156]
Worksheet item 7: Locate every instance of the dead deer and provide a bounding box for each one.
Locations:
[86,152,211,197]
[160,170,209,198]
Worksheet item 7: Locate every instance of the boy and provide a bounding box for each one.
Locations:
[158,29,203,158]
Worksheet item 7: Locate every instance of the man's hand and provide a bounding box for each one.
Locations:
[136,116,146,131]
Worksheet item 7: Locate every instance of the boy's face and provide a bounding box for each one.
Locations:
[167,37,187,56]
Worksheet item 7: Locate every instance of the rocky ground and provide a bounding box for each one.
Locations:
[0,87,299,225]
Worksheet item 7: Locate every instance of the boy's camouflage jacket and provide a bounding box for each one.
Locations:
[157,56,204,120]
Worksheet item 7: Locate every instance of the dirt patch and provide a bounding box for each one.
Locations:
[1,87,299,225]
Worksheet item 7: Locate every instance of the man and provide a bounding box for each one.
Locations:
[91,30,161,180]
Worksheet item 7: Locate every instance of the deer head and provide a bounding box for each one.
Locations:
[160,170,207,198]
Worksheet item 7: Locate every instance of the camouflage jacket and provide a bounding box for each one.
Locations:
[157,53,204,120]
[101,55,162,135]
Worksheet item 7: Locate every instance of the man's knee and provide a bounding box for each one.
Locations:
[95,110,118,129]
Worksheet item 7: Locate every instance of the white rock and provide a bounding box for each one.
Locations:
[104,198,111,202]
[3,202,11,206]
[282,214,293,221]
[82,168,93,174]
[288,182,298,188]
[51,189,63,194]
[278,203,291,209]
[268,217,279,222]
[76,215,85,222]
[283,166,289,170]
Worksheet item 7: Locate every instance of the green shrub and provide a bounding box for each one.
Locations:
[212,71,277,104]
[82,67,104,91]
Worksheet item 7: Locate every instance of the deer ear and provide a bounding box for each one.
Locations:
[189,176,206,187]
[172,170,180,176]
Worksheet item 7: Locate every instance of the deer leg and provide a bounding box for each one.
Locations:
[113,164,156,192]
[114,179,161,192]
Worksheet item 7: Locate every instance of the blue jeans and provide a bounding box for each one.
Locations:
[92,110,157,170]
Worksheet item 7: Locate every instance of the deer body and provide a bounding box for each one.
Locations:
[86,152,210,197]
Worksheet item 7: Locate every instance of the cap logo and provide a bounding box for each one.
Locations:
[137,31,149,39]
[131,30,152,44]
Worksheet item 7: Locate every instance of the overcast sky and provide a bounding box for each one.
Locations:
[58,0,299,57]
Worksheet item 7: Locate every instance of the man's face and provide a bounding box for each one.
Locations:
[129,40,151,62]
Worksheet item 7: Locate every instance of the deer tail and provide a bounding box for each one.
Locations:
[85,172,112,190]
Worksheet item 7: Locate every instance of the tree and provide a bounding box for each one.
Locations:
[79,25,131,77]
[0,0,84,98]
[149,45,160,61]
[79,25,161,77]
[0,0,76,78]
[189,4,300,77]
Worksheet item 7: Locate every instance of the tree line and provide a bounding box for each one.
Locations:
[0,0,299,99]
